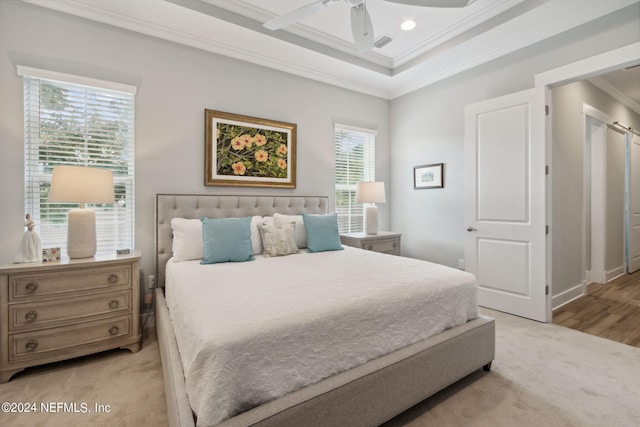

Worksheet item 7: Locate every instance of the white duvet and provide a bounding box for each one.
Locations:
[165,246,478,426]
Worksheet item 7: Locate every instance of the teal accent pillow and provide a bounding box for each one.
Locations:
[200,216,255,264]
[302,213,344,253]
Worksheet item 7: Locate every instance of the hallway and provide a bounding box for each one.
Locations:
[553,270,640,348]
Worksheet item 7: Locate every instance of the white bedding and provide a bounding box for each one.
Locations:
[165,246,478,426]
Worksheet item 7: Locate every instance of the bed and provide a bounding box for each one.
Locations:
[154,194,495,427]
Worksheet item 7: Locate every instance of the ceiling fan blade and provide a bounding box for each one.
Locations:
[263,1,330,31]
[383,0,475,7]
[351,4,374,52]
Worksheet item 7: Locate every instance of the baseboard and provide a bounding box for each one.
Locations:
[552,281,587,311]
[606,265,625,283]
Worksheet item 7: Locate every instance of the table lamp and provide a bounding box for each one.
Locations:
[355,181,386,235]
[48,165,115,258]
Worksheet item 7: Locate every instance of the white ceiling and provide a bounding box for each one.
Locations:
[22,0,640,102]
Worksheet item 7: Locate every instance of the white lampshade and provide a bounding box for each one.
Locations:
[355,182,386,235]
[49,166,115,258]
[355,182,386,204]
[49,166,115,205]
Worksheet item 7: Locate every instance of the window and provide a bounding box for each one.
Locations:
[334,124,377,233]
[19,66,136,257]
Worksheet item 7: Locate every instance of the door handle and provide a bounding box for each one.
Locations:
[466,226,477,232]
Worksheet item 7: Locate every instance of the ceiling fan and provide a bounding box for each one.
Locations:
[263,0,476,52]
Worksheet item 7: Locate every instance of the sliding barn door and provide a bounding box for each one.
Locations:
[464,89,548,322]
[628,133,640,273]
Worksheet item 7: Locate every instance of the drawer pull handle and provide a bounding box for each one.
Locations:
[109,326,119,335]
[25,282,39,293]
[25,339,38,352]
[367,245,373,250]
[108,274,118,284]
[25,311,38,322]
[109,300,119,309]
[393,242,397,248]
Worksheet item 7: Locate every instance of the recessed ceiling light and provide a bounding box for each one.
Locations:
[401,19,416,31]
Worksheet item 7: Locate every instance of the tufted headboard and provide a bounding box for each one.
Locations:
[155,194,329,287]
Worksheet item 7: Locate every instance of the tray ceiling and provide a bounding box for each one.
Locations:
[21,0,640,100]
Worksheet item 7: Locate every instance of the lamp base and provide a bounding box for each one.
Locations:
[67,208,97,258]
[364,205,379,235]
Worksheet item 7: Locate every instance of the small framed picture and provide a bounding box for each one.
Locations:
[42,247,61,262]
[414,163,444,189]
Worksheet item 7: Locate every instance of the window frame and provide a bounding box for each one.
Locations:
[334,123,377,234]
[18,66,137,257]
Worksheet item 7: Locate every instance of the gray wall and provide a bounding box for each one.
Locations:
[389,4,640,269]
[0,1,390,280]
[551,80,640,300]
[1,0,639,298]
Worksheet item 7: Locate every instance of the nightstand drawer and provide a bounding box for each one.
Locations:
[9,291,131,332]
[9,315,131,363]
[9,265,131,301]
[363,239,399,253]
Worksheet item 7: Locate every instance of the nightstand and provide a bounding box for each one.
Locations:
[340,231,402,256]
[0,252,141,383]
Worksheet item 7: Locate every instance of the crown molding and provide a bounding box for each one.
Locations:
[21,0,640,101]
[589,76,640,115]
[22,0,392,98]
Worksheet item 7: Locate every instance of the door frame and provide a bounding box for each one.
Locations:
[582,105,610,285]
[536,42,640,320]
[627,133,640,273]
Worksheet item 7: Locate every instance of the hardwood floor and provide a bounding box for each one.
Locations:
[553,269,640,348]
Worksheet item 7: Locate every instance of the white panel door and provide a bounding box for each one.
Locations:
[464,89,547,322]
[628,134,640,273]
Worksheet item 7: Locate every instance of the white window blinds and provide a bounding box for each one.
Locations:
[334,124,376,233]
[19,67,136,257]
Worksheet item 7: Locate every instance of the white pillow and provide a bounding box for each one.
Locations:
[274,213,307,248]
[250,216,264,255]
[171,218,203,262]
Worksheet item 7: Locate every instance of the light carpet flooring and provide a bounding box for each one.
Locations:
[1,308,639,426]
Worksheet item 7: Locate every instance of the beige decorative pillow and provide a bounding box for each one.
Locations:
[274,213,307,248]
[258,222,299,257]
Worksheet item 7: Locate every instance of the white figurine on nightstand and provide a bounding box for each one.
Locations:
[14,213,42,263]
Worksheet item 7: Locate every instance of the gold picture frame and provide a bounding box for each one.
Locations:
[205,110,297,188]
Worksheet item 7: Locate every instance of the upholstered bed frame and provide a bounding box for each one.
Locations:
[154,194,495,427]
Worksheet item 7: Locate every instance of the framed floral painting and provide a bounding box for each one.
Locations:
[205,110,297,188]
